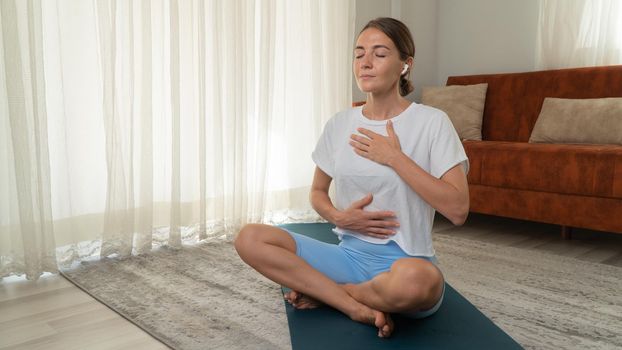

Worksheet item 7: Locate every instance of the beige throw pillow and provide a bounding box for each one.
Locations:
[529,97,622,145]
[421,83,487,141]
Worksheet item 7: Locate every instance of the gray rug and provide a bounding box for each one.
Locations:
[61,240,290,350]
[434,233,622,350]
[62,231,622,350]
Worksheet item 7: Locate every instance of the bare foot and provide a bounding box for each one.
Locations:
[350,304,394,338]
[284,288,394,337]
[283,290,322,309]
[375,311,394,338]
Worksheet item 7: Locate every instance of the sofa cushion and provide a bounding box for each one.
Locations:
[447,65,622,142]
[463,140,622,198]
[529,97,622,145]
[421,83,487,141]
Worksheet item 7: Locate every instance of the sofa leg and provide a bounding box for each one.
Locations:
[561,226,572,240]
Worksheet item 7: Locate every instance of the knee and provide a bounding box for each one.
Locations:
[391,260,443,309]
[234,224,264,256]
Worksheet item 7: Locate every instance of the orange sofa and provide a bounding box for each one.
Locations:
[446,65,622,238]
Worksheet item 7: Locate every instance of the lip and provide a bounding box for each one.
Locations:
[359,75,375,79]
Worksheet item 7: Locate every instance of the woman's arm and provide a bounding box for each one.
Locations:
[350,121,469,226]
[389,155,469,225]
[310,166,400,238]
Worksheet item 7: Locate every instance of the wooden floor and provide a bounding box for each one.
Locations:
[1,213,621,349]
[0,273,168,350]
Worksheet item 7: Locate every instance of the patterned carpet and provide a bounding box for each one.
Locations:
[61,228,622,350]
[434,233,622,350]
[62,241,290,350]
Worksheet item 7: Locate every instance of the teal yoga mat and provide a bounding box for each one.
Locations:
[279,223,523,350]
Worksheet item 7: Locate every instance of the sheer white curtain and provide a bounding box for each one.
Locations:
[0,0,57,280]
[1,0,355,280]
[536,0,622,69]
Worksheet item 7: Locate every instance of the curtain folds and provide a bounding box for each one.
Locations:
[536,0,622,69]
[0,0,355,280]
[0,0,57,280]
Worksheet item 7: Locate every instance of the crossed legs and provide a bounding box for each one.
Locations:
[234,224,444,337]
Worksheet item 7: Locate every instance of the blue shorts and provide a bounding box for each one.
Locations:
[284,229,445,318]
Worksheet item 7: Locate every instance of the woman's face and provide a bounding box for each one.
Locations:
[353,28,404,96]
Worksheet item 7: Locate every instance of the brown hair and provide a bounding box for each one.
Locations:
[359,17,415,96]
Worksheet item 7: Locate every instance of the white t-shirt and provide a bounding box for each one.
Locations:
[312,103,469,257]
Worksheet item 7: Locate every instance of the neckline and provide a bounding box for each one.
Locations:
[357,103,416,125]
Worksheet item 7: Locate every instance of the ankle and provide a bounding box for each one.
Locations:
[342,283,357,297]
[347,302,374,323]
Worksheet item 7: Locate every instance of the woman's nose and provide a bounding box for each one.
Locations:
[359,54,372,69]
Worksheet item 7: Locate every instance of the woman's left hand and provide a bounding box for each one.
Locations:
[349,120,402,166]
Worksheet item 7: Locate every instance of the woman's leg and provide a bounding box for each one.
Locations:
[234,224,394,337]
[343,257,444,314]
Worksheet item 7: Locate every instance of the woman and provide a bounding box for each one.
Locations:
[235,17,469,338]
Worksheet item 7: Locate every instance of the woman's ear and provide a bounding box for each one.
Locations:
[406,57,414,70]
[400,57,414,76]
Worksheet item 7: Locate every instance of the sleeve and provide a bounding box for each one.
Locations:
[429,113,470,178]
[311,117,336,177]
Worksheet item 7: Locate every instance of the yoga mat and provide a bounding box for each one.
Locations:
[279,223,523,350]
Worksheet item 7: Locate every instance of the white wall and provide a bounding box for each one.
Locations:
[437,0,539,85]
[401,0,438,102]
[354,0,540,101]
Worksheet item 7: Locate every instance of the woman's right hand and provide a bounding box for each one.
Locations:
[334,194,400,239]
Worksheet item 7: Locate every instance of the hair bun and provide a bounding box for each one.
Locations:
[400,76,414,96]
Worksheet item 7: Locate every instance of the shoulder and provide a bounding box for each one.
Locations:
[413,103,449,122]
[402,103,452,132]
[334,106,360,121]
[324,107,359,130]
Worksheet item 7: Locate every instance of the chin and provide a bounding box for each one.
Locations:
[357,83,376,94]
[357,82,391,95]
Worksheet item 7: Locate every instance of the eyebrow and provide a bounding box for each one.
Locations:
[354,44,391,51]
